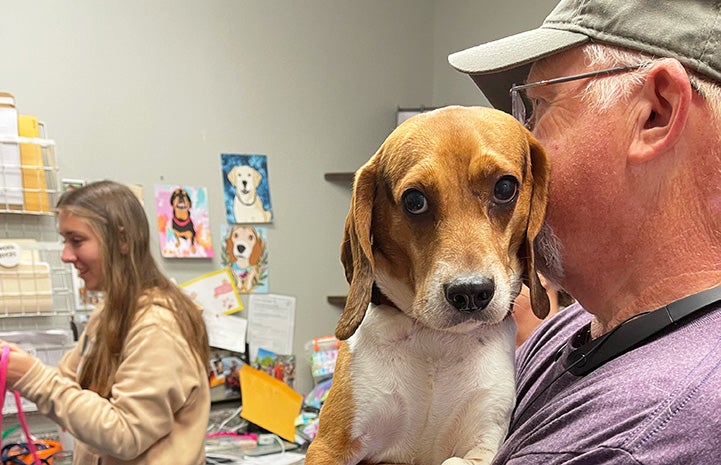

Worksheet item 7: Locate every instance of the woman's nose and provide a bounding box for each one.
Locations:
[60,243,74,263]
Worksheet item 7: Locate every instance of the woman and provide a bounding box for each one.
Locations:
[1,180,210,465]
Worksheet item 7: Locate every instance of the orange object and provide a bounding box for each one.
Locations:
[1,439,62,464]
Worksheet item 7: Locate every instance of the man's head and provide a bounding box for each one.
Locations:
[448,0,721,315]
[449,0,721,113]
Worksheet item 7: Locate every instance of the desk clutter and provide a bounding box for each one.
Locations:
[206,405,304,465]
[203,335,341,464]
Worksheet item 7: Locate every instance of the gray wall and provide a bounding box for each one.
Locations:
[0,0,556,394]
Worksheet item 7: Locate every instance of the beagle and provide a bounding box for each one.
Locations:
[226,225,264,293]
[227,165,272,223]
[306,106,550,465]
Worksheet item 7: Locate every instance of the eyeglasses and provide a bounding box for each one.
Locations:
[510,64,649,129]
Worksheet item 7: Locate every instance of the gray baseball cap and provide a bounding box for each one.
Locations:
[449,0,721,113]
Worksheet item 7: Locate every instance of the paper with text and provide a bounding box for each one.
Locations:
[247,294,295,360]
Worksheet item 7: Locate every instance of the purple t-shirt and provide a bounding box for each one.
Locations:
[492,300,721,464]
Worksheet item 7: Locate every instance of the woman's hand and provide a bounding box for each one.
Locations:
[0,340,39,386]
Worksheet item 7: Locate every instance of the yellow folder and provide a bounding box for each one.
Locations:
[239,364,302,442]
[18,115,50,212]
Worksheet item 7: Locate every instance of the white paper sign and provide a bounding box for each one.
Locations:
[247,294,296,360]
[202,311,248,354]
[0,242,20,268]
[180,269,246,353]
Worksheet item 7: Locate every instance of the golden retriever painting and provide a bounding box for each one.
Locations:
[221,154,273,224]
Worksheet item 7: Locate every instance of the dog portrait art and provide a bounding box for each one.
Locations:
[221,153,273,224]
[155,184,214,258]
[220,224,269,294]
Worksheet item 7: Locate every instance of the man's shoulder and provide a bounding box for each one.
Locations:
[502,303,721,464]
[516,303,590,373]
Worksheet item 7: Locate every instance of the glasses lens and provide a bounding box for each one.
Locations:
[511,88,525,125]
[511,88,533,129]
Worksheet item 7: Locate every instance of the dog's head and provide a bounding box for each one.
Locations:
[170,188,192,217]
[228,165,262,197]
[226,225,264,265]
[336,105,550,340]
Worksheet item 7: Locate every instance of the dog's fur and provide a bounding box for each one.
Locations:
[170,187,196,253]
[227,165,272,223]
[225,225,264,293]
[306,106,549,465]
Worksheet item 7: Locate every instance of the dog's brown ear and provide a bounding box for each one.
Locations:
[523,132,551,319]
[336,161,377,340]
[249,228,264,265]
[225,230,236,260]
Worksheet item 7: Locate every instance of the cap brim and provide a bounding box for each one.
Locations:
[449,28,589,113]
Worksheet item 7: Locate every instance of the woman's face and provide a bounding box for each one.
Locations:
[59,210,105,291]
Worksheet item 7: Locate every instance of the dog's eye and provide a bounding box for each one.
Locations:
[493,176,519,205]
[402,189,428,214]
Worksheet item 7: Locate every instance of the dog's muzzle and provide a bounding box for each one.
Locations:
[444,277,495,313]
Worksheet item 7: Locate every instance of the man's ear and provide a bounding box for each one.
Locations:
[629,59,693,164]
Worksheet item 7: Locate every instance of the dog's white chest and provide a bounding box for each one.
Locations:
[233,197,270,222]
[346,304,515,465]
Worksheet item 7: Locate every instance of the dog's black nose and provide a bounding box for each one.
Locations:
[444,277,495,313]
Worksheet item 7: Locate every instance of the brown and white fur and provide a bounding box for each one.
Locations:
[225,225,264,293]
[306,106,549,465]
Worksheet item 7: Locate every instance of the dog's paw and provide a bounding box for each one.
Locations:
[443,458,478,465]
[442,447,495,465]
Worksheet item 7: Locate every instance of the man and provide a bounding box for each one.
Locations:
[449,1,721,463]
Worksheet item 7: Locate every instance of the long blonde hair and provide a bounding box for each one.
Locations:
[57,180,209,397]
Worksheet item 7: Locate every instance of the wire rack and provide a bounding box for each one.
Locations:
[0,136,61,215]
[0,130,88,438]
[0,136,83,321]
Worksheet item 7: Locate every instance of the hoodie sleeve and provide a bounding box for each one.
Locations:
[13,305,204,461]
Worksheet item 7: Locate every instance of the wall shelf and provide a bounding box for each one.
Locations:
[323,172,354,183]
[324,173,352,309]
[327,295,347,308]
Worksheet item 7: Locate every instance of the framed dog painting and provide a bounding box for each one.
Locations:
[155,185,214,258]
[220,154,273,224]
[220,224,269,294]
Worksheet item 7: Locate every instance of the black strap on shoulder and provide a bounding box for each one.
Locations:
[567,285,721,376]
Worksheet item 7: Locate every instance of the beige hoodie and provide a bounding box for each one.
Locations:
[14,293,209,465]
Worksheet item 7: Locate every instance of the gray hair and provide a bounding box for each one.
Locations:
[580,43,721,122]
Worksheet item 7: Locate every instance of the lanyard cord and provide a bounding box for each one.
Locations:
[0,346,41,465]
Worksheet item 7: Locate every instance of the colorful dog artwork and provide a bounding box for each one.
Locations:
[220,224,269,294]
[221,154,273,224]
[155,185,214,258]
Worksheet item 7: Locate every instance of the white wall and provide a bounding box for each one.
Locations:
[0,0,556,394]
[432,0,558,107]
